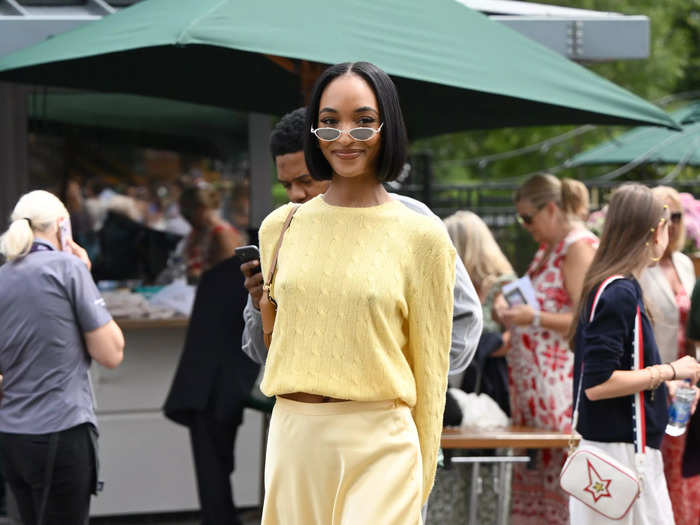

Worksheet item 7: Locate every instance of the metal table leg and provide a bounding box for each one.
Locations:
[495,461,507,525]
[495,449,513,525]
[451,456,530,525]
[468,461,480,525]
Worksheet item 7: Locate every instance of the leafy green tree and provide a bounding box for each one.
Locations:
[412,0,699,185]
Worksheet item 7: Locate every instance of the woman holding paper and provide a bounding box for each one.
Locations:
[499,174,598,525]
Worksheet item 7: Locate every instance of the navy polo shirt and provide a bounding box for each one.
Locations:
[573,277,668,450]
[0,241,112,434]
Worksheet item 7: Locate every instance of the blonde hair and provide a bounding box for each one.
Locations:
[568,183,667,347]
[651,186,685,253]
[567,179,590,220]
[0,190,68,262]
[444,210,514,295]
[515,174,589,222]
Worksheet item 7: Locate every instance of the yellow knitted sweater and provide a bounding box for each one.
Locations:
[258,195,456,504]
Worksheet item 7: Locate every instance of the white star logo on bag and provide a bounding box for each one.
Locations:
[583,459,612,503]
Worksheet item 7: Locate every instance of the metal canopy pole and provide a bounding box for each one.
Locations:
[248,112,274,229]
[0,82,29,233]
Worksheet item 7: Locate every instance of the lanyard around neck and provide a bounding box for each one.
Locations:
[29,241,55,253]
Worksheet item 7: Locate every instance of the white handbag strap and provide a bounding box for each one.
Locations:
[572,275,646,466]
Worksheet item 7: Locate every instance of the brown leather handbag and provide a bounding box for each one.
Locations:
[260,205,300,348]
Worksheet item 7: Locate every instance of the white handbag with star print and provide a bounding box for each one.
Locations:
[559,276,644,520]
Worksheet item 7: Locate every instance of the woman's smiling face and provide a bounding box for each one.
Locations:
[316,73,382,181]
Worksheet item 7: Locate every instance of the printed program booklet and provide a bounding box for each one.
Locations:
[501,275,539,310]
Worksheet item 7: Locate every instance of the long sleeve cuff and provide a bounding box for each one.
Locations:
[242,295,268,365]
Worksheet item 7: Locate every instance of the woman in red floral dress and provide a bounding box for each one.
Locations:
[500,174,598,525]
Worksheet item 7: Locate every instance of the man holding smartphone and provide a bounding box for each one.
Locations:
[240,107,482,378]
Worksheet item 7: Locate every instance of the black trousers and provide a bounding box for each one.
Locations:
[0,423,95,525]
[189,412,243,525]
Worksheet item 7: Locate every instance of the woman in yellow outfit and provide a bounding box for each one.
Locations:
[258,62,456,525]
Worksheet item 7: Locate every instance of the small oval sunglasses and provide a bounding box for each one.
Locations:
[310,123,383,142]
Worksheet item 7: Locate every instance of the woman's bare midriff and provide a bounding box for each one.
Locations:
[279,392,349,403]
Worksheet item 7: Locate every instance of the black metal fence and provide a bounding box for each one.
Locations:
[395,152,700,274]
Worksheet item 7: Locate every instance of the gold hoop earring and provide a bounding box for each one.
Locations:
[645,241,662,262]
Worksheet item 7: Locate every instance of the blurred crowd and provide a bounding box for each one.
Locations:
[60,175,250,286]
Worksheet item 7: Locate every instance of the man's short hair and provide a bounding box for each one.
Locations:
[269,107,306,160]
[303,62,408,183]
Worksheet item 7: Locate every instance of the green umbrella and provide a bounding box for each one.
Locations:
[0,0,679,137]
[569,103,700,167]
[28,91,247,153]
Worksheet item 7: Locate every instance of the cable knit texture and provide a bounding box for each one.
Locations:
[258,195,455,504]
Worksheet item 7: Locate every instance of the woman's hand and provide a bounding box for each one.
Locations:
[492,293,509,325]
[667,380,700,415]
[67,239,91,271]
[667,356,700,414]
[490,330,511,357]
[241,260,263,310]
[670,355,700,384]
[500,304,535,328]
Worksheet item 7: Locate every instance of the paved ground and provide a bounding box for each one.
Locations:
[1,508,262,525]
[93,509,261,525]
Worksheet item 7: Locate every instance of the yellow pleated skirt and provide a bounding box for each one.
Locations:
[261,397,423,525]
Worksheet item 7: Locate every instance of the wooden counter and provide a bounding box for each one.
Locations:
[441,425,578,449]
[90,320,263,517]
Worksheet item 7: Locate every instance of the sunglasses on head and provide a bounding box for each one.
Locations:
[670,211,682,224]
[310,123,383,142]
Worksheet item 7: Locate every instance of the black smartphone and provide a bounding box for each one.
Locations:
[234,245,260,265]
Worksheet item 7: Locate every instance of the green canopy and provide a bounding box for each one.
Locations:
[28,91,246,143]
[569,104,700,167]
[0,0,679,137]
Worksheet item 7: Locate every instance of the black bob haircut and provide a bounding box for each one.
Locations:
[303,62,408,183]
[269,106,306,160]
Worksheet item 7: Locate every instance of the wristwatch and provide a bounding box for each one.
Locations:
[532,310,541,328]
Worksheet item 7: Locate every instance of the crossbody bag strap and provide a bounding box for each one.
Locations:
[263,204,300,301]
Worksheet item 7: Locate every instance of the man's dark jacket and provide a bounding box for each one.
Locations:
[164,256,260,426]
